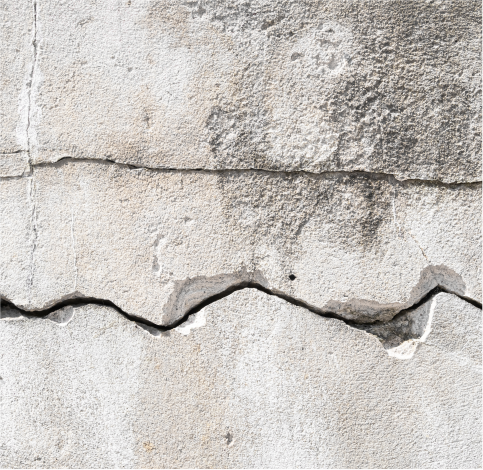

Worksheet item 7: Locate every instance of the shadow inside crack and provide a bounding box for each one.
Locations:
[1,277,480,360]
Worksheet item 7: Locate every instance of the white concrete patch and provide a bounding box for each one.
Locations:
[175,309,207,336]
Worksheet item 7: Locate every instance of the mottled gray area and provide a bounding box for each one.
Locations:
[0,160,480,325]
[1,0,481,181]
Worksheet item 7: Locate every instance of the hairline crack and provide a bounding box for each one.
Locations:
[1,157,481,187]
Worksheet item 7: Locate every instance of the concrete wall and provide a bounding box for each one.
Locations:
[0,0,481,467]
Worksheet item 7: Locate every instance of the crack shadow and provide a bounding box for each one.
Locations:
[1,282,480,351]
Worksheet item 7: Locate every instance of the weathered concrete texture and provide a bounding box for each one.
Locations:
[0,291,480,468]
[1,0,480,465]
[0,152,30,178]
[3,0,480,182]
[0,0,33,175]
[0,160,480,325]
[0,176,32,300]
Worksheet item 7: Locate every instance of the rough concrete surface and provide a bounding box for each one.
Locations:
[1,0,481,181]
[0,291,480,468]
[0,0,481,468]
[0,0,32,177]
[0,160,481,326]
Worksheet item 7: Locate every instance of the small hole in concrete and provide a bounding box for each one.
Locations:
[289,274,296,281]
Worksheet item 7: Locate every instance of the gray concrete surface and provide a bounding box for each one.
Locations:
[0,0,32,177]
[0,291,480,468]
[0,160,480,326]
[0,0,481,467]
[1,0,481,181]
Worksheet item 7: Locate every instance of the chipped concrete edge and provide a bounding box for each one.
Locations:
[1,283,480,360]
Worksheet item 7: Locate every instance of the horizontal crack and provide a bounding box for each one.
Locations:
[0,150,27,155]
[1,157,480,186]
[1,284,480,339]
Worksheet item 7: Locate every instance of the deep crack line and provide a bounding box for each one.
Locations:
[1,284,480,337]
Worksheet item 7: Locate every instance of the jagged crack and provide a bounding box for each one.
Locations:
[1,284,480,346]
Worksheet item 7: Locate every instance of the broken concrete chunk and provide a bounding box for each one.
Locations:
[45,305,74,325]
[358,292,482,362]
[0,290,480,467]
[5,0,479,181]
